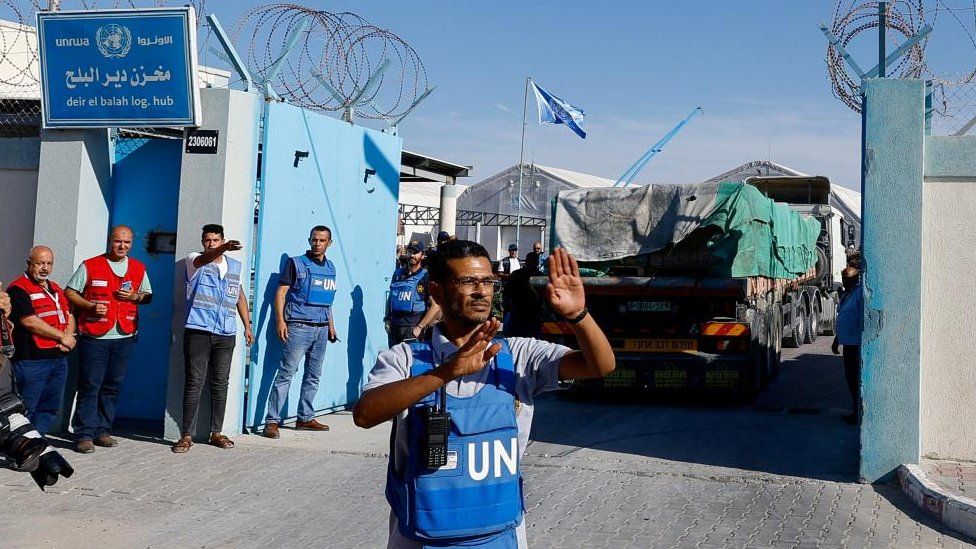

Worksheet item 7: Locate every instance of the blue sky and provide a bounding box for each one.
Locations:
[205,2,970,189]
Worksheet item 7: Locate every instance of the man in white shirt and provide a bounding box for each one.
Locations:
[171,224,253,453]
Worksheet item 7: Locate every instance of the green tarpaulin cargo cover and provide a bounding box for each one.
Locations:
[553,181,820,279]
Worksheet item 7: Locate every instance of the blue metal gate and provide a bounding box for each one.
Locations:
[111,137,181,432]
[246,102,401,429]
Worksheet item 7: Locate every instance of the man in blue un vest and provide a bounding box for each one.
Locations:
[354,240,616,548]
[172,224,253,453]
[386,239,441,347]
[264,225,338,438]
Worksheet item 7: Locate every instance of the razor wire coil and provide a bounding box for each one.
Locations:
[234,3,429,120]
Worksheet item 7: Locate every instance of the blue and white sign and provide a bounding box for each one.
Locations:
[37,7,202,128]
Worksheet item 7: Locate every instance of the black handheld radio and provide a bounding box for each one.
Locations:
[421,387,450,469]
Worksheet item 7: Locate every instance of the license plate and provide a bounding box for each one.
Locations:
[626,300,670,312]
[622,339,697,353]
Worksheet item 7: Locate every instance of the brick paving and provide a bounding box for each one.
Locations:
[0,339,973,548]
[924,458,976,499]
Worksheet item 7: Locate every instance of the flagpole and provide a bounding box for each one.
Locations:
[515,77,530,253]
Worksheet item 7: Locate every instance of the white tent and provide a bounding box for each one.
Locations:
[702,160,861,234]
[455,163,614,259]
[397,180,468,246]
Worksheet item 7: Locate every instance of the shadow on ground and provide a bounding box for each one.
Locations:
[529,339,860,482]
[875,482,976,545]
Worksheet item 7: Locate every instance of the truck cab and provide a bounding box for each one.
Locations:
[745,175,855,345]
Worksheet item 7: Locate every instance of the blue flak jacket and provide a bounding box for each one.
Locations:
[284,255,337,324]
[387,340,523,547]
[184,256,242,336]
[389,267,428,315]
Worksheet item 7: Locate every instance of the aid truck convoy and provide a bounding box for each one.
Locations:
[533,177,854,398]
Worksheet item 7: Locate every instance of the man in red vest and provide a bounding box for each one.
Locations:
[65,225,152,454]
[6,246,76,436]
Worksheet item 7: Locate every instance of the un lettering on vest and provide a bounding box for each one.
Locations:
[397,290,413,302]
[462,437,518,481]
[311,278,337,290]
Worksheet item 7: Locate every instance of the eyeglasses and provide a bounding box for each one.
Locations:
[449,276,502,293]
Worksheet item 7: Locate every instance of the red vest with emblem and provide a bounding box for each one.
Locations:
[8,275,70,350]
[77,256,146,337]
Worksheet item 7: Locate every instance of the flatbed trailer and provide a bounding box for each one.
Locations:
[532,275,782,398]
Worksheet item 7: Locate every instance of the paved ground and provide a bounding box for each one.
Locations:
[2,338,974,548]
[924,459,976,499]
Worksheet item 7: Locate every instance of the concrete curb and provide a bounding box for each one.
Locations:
[898,463,976,540]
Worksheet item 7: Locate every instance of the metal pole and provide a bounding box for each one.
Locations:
[515,77,530,251]
[878,1,887,78]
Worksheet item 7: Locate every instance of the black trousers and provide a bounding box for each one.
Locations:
[388,325,416,348]
[842,344,861,414]
[181,329,236,435]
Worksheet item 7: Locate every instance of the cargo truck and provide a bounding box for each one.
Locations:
[532,180,830,398]
[743,175,857,348]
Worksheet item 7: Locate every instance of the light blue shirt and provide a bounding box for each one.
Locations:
[835,283,863,345]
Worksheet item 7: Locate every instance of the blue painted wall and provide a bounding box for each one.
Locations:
[859,79,925,482]
[111,137,182,429]
[247,103,401,428]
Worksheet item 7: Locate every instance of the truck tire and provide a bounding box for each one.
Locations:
[773,308,783,367]
[766,311,781,382]
[821,292,838,336]
[783,301,806,348]
[804,300,820,344]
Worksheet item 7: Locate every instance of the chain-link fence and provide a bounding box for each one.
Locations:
[930,82,976,136]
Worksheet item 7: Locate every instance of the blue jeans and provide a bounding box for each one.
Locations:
[71,336,136,441]
[12,358,68,436]
[265,323,329,423]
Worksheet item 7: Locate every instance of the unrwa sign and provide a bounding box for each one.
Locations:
[37,7,202,128]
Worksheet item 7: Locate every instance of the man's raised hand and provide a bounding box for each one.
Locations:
[439,318,502,380]
[545,248,586,320]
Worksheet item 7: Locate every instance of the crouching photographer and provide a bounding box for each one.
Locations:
[0,284,73,490]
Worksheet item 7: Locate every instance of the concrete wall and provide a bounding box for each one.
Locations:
[920,136,976,460]
[0,137,40,284]
[34,129,113,284]
[859,79,925,483]
[163,88,260,440]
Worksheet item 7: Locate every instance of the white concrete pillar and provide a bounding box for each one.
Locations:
[163,88,261,441]
[439,184,461,237]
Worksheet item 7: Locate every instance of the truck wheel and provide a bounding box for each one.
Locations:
[804,301,819,344]
[773,309,783,367]
[783,302,806,348]
[821,292,838,336]
[765,313,780,382]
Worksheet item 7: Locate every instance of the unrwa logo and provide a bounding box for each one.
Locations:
[95,24,132,58]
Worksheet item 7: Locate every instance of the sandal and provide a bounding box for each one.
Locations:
[208,433,235,449]
[171,436,192,454]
